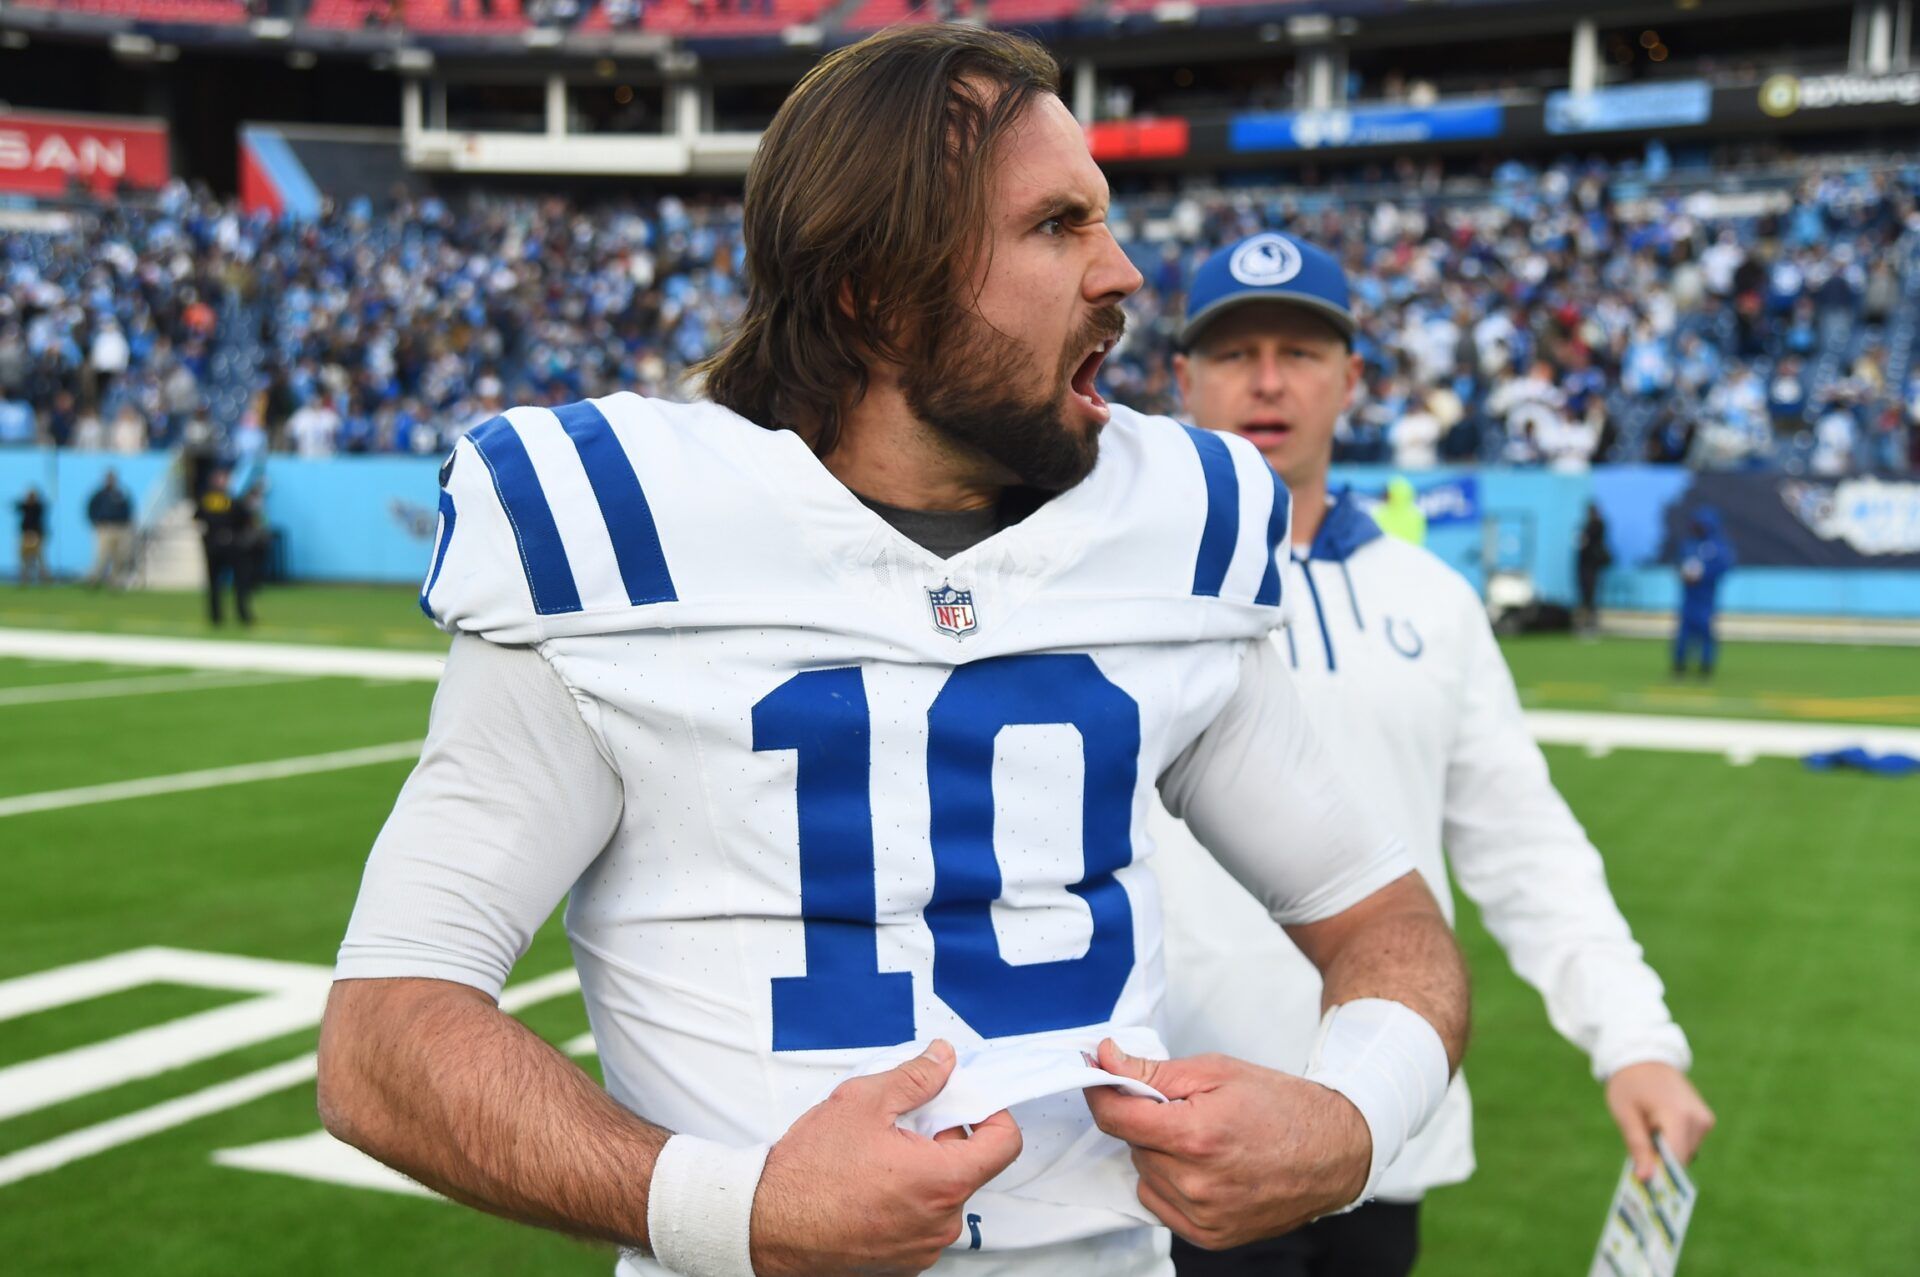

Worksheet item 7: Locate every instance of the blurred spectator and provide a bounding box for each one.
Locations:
[1576,502,1611,630]
[1390,389,1443,470]
[195,468,255,626]
[14,485,49,586]
[1673,507,1734,679]
[1375,476,1427,546]
[287,396,342,459]
[86,469,135,589]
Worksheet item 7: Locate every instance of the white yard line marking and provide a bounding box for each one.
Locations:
[1524,710,1920,761]
[0,629,444,681]
[0,741,425,819]
[212,1129,437,1198]
[4,629,1914,763]
[0,671,306,707]
[0,949,333,1123]
[0,967,580,1188]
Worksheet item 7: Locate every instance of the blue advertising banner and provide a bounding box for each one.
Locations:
[1347,476,1481,527]
[1229,101,1504,153]
[1544,80,1713,135]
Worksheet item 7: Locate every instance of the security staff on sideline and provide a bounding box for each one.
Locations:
[1153,231,1714,1277]
[195,467,255,627]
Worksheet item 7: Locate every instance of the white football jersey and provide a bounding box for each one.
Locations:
[1155,492,1691,1202]
[339,394,1407,1273]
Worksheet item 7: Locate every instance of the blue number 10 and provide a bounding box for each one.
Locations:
[752,654,1141,1052]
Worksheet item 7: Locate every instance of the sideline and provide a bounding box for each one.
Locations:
[0,967,581,1188]
[4,627,1917,762]
[0,670,309,708]
[0,741,426,819]
[0,629,444,681]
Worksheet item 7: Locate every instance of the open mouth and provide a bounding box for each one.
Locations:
[1241,422,1294,449]
[1069,338,1115,416]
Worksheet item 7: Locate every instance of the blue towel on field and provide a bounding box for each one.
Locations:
[1802,747,1920,777]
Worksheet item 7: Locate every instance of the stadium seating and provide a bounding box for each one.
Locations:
[305,0,546,34]
[1,163,1914,472]
[841,0,934,31]
[399,0,529,35]
[9,0,249,23]
[305,0,398,29]
[843,0,1085,31]
[1097,0,1291,13]
[574,0,832,38]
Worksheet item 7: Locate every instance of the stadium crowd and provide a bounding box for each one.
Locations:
[2,159,1918,475]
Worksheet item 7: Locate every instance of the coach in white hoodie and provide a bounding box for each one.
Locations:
[1154,232,1714,1277]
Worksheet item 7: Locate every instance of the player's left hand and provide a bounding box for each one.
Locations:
[1082,1038,1370,1250]
[1605,1061,1714,1182]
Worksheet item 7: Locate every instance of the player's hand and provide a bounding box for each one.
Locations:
[1605,1061,1714,1182]
[1082,1038,1369,1251]
[749,1039,1022,1277]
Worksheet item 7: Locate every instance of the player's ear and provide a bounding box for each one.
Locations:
[1173,352,1192,410]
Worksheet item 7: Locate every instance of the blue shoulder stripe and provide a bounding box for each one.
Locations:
[418,487,457,620]
[1254,468,1291,607]
[1182,425,1240,598]
[466,416,584,616]
[551,399,678,607]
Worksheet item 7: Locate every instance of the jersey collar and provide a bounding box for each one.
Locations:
[1300,487,1384,563]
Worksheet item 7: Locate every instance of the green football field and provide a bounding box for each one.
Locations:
[2,586,1916,1275]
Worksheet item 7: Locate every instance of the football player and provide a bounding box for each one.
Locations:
[1156,231,1715,1277]
[317,30,1468,1277]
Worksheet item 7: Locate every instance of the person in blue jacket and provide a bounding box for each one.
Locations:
[1674,506,1734,678]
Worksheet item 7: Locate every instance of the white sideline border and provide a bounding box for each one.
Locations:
[2,627,1916,763]
[0,741,427,820]
[0,671,310,707]
[0,966,581,1188]
[0,628,445,681]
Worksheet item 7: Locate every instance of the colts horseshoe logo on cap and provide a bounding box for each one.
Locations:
[1229,233,1305,287]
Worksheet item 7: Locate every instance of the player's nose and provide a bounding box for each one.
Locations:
[1253,350,1288,396]
[1084,224,1143,306]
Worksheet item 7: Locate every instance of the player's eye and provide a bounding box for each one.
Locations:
[1037,217,1067,237]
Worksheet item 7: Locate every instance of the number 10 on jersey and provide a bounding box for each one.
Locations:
[752,654,1142,1051]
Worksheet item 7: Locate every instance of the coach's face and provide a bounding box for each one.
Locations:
[904,92,1143,491]
[1174,304,1362,488]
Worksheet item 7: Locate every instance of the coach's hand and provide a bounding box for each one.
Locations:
[1083,1038,1369,1251]
[750,1039,1022,1276]
[1605,1061,1714,1182]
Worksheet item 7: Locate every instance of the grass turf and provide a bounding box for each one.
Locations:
[1,630,1916,1275]
[8,582,1917,727]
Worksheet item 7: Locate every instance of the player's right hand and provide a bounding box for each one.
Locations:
[749,1039,1023,1276]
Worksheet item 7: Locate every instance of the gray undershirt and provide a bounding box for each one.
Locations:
[856,494,1006,560]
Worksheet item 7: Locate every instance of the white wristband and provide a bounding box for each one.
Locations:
[1302,998,1451,1210]
[645,1134,771,1277]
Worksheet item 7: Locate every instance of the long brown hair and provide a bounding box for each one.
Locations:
[696,24,1061,453]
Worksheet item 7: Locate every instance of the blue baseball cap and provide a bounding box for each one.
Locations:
[1180,230,1356,349]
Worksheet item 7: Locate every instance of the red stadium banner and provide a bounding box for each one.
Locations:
[1084,117,1190,162]
[0,109,172,198]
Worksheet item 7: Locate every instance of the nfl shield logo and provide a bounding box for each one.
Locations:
[927,581,978,639]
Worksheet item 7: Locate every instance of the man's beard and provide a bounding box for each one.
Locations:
[903,305,1127,493]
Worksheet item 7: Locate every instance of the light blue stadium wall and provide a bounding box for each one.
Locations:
[3,450,1917,618]
[0,450,179,580]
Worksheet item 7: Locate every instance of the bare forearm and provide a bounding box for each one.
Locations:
[1317,908,1469,1071]
[317,978,669,1248]
[1286,874,1471,1072]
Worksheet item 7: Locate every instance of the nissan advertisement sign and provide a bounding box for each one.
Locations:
[0,109,171,198]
